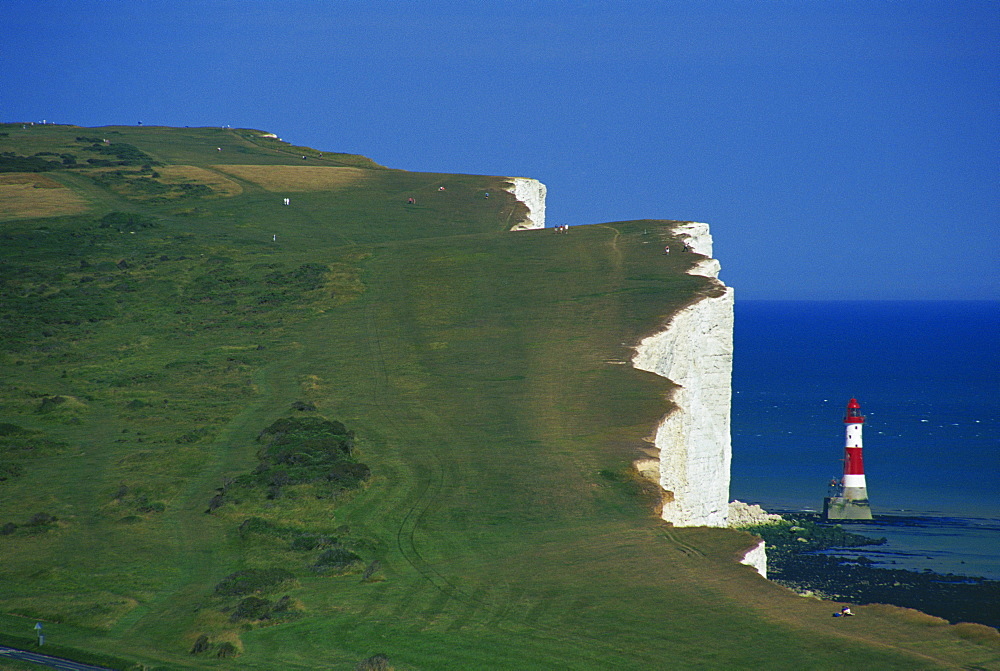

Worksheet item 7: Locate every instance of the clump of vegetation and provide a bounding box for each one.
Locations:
[263,263,329,291]
[212,417,370,509]
[356,653,393,671]
[98,211,159,231]
[0,151,65,172]
[236,516,338,552]
[176,427,212,444]
[213,568,295,597]
[190,634,211,655]
[0,426,66,484]
[2,512,60,536]
[89,169,214,201]
[361,560,383,583]
[109,485,166,515]
[216,642,239,658]
[313,547,363,574]
[228,594,298,623]
[80,141,159,166]
[230,596,273,622]
[0,423,25,436]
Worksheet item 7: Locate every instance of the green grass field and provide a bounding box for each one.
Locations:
[1,123,997,670]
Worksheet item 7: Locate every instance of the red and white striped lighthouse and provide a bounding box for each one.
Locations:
[842,398,868,499]
[824,398,873,520]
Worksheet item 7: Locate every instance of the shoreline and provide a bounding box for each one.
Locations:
[744,513,1000,630]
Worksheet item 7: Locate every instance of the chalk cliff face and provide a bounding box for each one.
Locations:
[741,540,768,579]
[504,178,546,230]
[632,222,734,528]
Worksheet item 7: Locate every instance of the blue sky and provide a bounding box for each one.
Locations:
[3,0,997,299]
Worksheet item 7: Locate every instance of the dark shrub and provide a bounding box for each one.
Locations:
[136,500,165,513]
[290,534,334,552]
[222,417,369,508]
[0,423,25,436]
[216,642,238,658]
[27,512,56,526]
[99,211,159,231]
[190,634,210,654]
[361,560,383,583]
[1,522,17,535]
[356,653,392,671]
[238,517,281,538]
[214,568,295,596]
[314,547,362,573]
[327,461,371,486]
[206,494,224,513]
[37,396,67,413]
[0,463,24,481]
[230,596,271,622]
[176,427,211,444]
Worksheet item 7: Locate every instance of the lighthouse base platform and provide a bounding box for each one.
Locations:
[824,497,873,521]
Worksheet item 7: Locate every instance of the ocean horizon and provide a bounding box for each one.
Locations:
[730,300,1000,580]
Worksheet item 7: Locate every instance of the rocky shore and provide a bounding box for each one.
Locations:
[743,513,1000,630]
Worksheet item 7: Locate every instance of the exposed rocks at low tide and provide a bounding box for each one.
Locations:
[747,513,1000,630]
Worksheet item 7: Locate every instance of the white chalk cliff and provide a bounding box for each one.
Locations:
[504,178,546,230]
[632,222,734,528]
[740,539,768,579]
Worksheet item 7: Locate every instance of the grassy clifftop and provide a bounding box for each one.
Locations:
[0,124,996,669]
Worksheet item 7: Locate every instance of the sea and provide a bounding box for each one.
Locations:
[730,301,1000,580]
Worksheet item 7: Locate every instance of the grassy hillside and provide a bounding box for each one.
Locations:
[1,123,997,670]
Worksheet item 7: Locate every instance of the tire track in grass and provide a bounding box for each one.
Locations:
[352,257,664,671]
[361,290,472,607]
[352,241,721,667]
[357,253,614,649]
[660,526,706,559]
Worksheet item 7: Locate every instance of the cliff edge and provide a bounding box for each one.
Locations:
[504,177,547,230]
[632,222,734,528]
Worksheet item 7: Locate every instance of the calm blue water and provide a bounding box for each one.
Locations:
[731,301,1000,579]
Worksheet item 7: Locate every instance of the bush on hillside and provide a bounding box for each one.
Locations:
[218,416,370,498]
[190,634,211,655]
[81,141,159,166]
[314,547,362,573]
[263,263,329,291]
[0,151,63,172]
[213,568,295,597]
[230,596,272,622]
[216,642,239,658]
[0,423,26,436]
[0,464,24,482]
[356,654,393,671]
[99,211,160,231]
[257,416,354,463]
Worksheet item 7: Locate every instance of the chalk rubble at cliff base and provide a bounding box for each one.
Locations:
[728,500,785,527]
